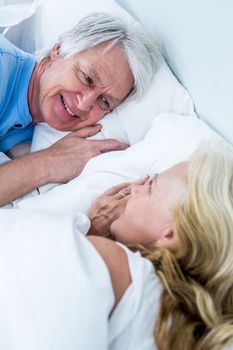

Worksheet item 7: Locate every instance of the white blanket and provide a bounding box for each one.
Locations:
[16,114,221,213]
[0,209,158,350]
[0,209,114,350]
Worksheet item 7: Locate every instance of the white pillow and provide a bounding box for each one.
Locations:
[109,60,195,144]
[17,114,221,213]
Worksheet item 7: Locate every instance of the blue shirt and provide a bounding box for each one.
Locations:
[0,35,36,153]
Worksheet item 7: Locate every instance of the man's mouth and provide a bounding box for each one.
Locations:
[61,95,77,117]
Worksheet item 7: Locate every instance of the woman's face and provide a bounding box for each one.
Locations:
[110,162,188,246]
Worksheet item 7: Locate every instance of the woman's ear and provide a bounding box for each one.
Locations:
[50,43,61,60]
[156,228,176,247]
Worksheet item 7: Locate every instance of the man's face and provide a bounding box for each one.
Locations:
[30,43,134,131]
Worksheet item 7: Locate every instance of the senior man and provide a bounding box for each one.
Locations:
[0,12,160,206]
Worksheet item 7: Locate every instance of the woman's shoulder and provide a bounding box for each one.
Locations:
[87,236,160,310]
[87,236,132,307]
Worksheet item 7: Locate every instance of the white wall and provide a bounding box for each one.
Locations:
[116,0,233,144]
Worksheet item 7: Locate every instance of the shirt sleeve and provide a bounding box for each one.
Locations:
[0,35,20,113]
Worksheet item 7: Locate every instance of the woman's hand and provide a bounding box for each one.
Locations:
[87,176,148,238]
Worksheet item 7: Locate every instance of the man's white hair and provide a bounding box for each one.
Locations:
[37,12,162,100]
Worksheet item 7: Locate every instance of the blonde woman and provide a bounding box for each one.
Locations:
[88,141,233,349]
[0,141,232,350]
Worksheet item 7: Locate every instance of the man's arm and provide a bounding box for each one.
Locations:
[0,125,127,206]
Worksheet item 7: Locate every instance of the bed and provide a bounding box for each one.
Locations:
[0,0,232,348]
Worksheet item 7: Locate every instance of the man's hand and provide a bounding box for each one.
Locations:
[0,124,128,206]
[87,176,148,238]
[42,124,128,183]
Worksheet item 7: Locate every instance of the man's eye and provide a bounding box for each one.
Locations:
[83,73,93,86]
[98,96,110,111]
[73,65,93,87]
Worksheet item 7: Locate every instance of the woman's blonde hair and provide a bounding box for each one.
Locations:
[139,140,233,349]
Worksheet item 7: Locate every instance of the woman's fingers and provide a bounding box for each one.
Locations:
[114,175,150,198]
[131,175,149,186]
[116,188,131,199]
[101,182,131,196]
[100,175,150,199]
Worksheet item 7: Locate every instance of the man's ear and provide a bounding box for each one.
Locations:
[156,228,176,247]
[50,43,61,60]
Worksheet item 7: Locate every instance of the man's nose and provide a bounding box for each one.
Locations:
[76,90,97,112]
